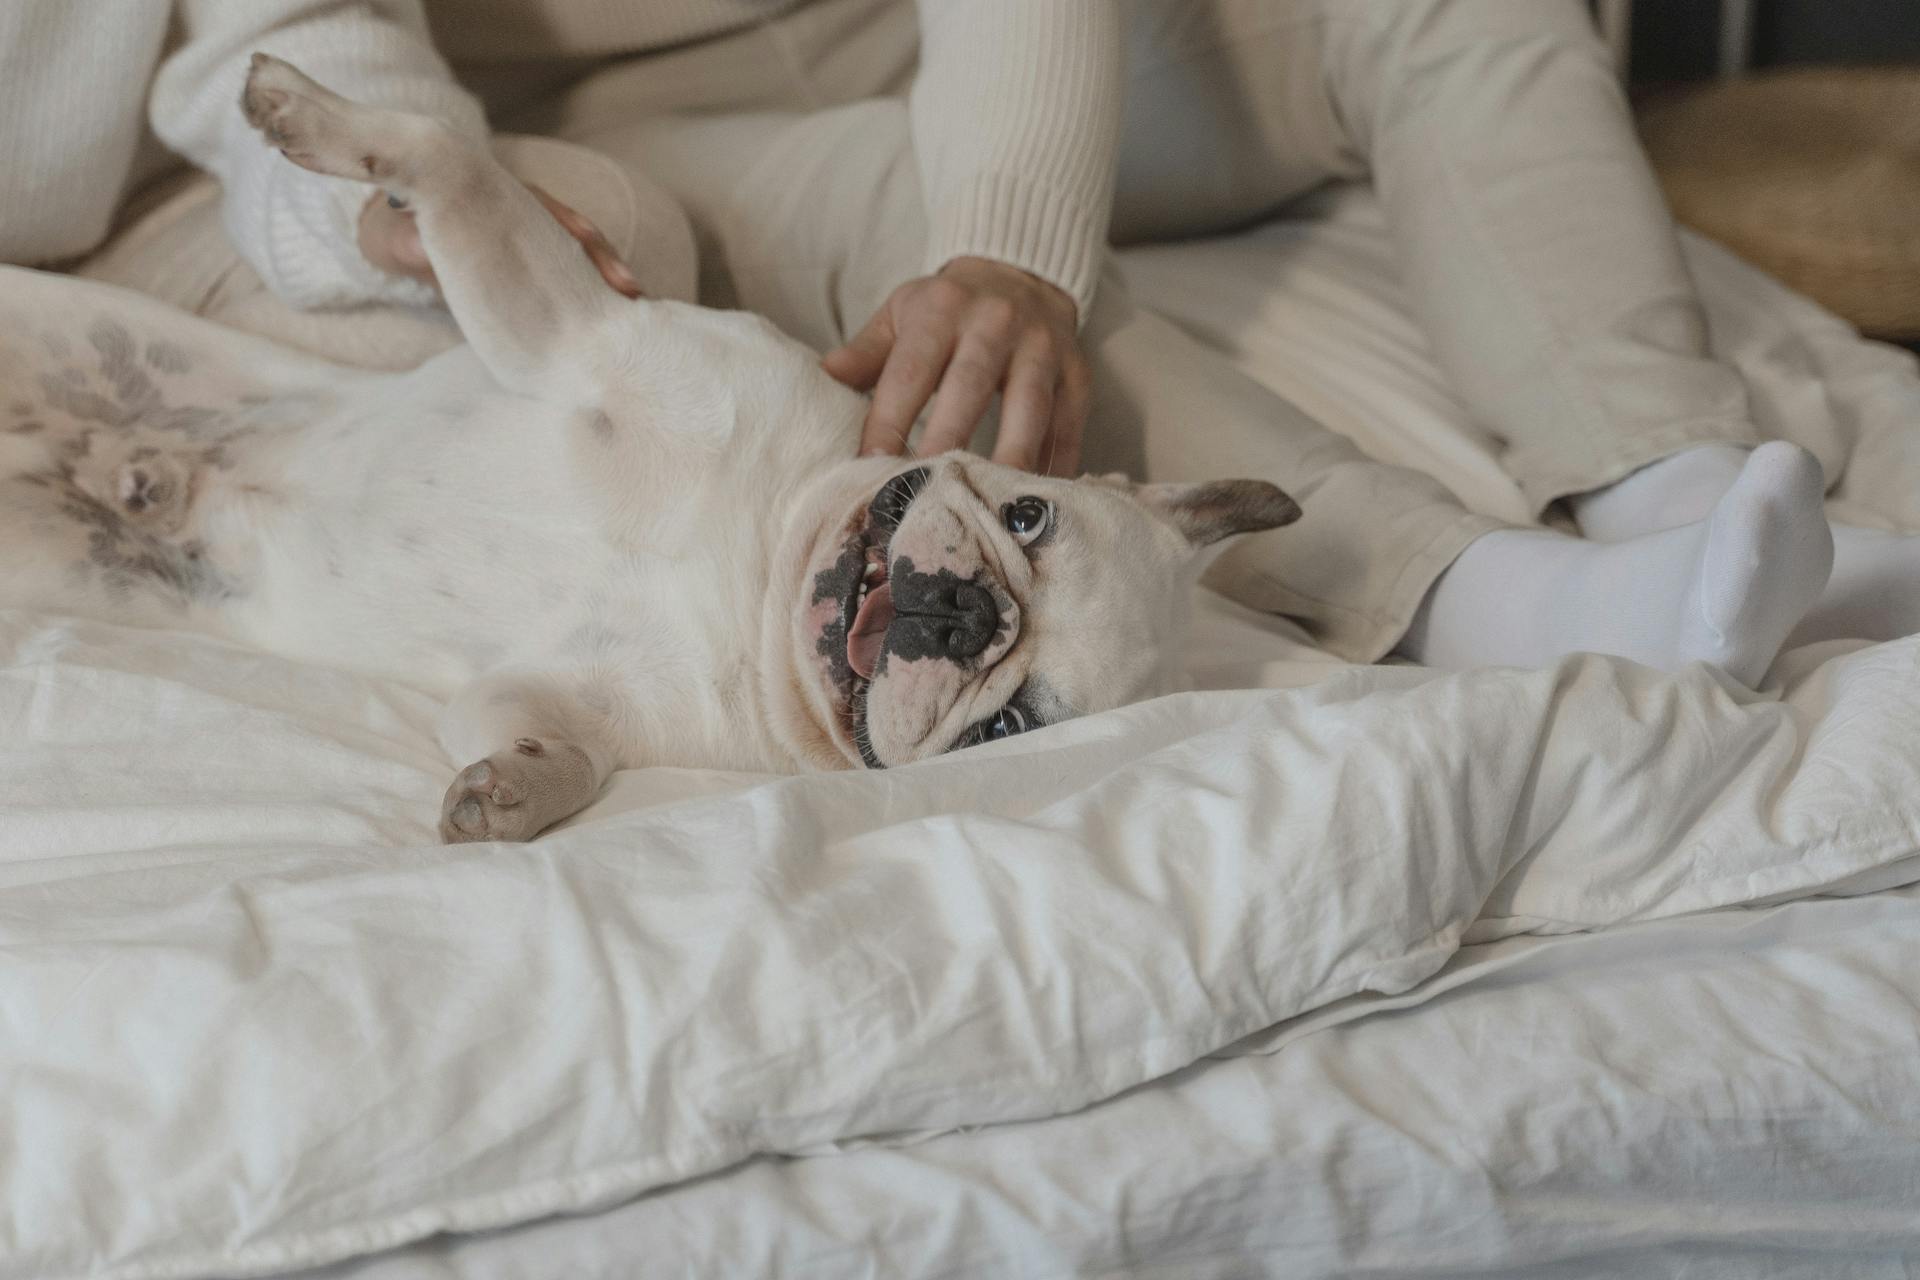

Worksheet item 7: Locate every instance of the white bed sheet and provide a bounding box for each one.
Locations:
[290,887,1920,1280]
[5,189,1920,1280]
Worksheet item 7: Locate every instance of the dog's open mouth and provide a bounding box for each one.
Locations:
[821,465,930,766]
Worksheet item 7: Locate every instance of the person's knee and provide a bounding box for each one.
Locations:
[1332,0,1611,147]
[1364,0,1601,51]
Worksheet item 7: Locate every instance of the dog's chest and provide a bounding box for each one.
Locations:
[210,360,780,764]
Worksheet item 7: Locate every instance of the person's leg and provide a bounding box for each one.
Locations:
[1320,0,1763,510]
[1564,242,1920,647]
[1109,0,1368,246]
[1091,267,1832,680]
[1573,442,1920,645]
[1404,443,1832,683]
[1083,264,1496,663]
[1319,0,1916,644]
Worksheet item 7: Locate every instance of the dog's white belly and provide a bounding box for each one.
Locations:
[200,354,608,691]
[2,269,828,774]
[193,351,778,769]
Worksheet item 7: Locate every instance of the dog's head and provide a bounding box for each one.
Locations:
[789,455,1299,769]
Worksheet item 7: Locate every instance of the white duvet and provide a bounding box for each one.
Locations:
[5,189,1920,1280]
[5,611,1918,1279]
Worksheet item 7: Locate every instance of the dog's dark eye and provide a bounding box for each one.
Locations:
[1003,497,1051,547]
[952,698,1038,753]
[985,706,1028,740]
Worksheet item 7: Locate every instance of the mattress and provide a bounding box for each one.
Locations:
[5,188,1919,1280]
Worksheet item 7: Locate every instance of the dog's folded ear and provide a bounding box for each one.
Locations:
[1134,479,1302,547]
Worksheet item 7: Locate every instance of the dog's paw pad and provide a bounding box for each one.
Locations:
[454,758,522,806]
[439,753,546,843]
[447,796,487,836]
[239,55,373,177]
[436,737,597,845]
[241,61,301,137]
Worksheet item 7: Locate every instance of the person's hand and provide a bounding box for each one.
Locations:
[823,256,1091,476]
[358,183,642,298]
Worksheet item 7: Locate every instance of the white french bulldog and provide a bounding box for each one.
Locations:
[0,56,1299,843]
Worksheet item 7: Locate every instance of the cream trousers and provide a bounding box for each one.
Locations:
[85,0,1789,660]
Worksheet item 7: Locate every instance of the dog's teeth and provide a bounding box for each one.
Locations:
[863,563,881,581]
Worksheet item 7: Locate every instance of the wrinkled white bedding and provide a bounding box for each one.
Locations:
[6,608,1918,1280]
[295,882,1920,1280]
[6,189,1920,1280]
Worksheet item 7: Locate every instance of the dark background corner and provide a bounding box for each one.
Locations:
[1626,0,1920,83]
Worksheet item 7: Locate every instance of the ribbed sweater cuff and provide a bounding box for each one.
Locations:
[924,171,1107,324]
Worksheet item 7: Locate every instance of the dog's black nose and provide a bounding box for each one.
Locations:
[940,582,998,660]
[887,562,1003,664]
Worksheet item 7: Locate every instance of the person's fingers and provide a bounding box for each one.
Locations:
[824,306,895,393]
[990,339,1060,473]
[1046,356,1093,477]
[865,320,957,459]
[526,184,643,298]
[918,302,1019,458]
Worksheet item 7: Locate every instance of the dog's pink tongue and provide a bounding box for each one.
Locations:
[847,583,894,681]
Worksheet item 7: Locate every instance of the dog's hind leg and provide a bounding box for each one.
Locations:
[435,673,618,843]
[241,55,621,401]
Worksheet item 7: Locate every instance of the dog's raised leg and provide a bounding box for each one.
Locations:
[437,676,617,844]
[241,54,620,400]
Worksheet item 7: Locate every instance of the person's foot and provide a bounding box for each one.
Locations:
[1404,442,1833,685]
[1571,443,1751,541]
[1575,442,1920,644]
[1787,524,1920,646]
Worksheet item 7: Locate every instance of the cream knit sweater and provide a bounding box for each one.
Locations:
[0,1,1121,315]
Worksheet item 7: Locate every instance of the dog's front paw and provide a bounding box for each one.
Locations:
[241,53,393,183]
[438,737,593,844]
[242,55,329,168]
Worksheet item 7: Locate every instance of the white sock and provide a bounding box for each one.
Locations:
[1575,442,1920,644]
[1572,443,1753,541]
[1402,442,1833,685]
[1787,524,1920,646]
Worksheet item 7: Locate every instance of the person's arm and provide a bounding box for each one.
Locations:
[148,0,487,310]
[825,0,1123,475]
[912,0,1120,320]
